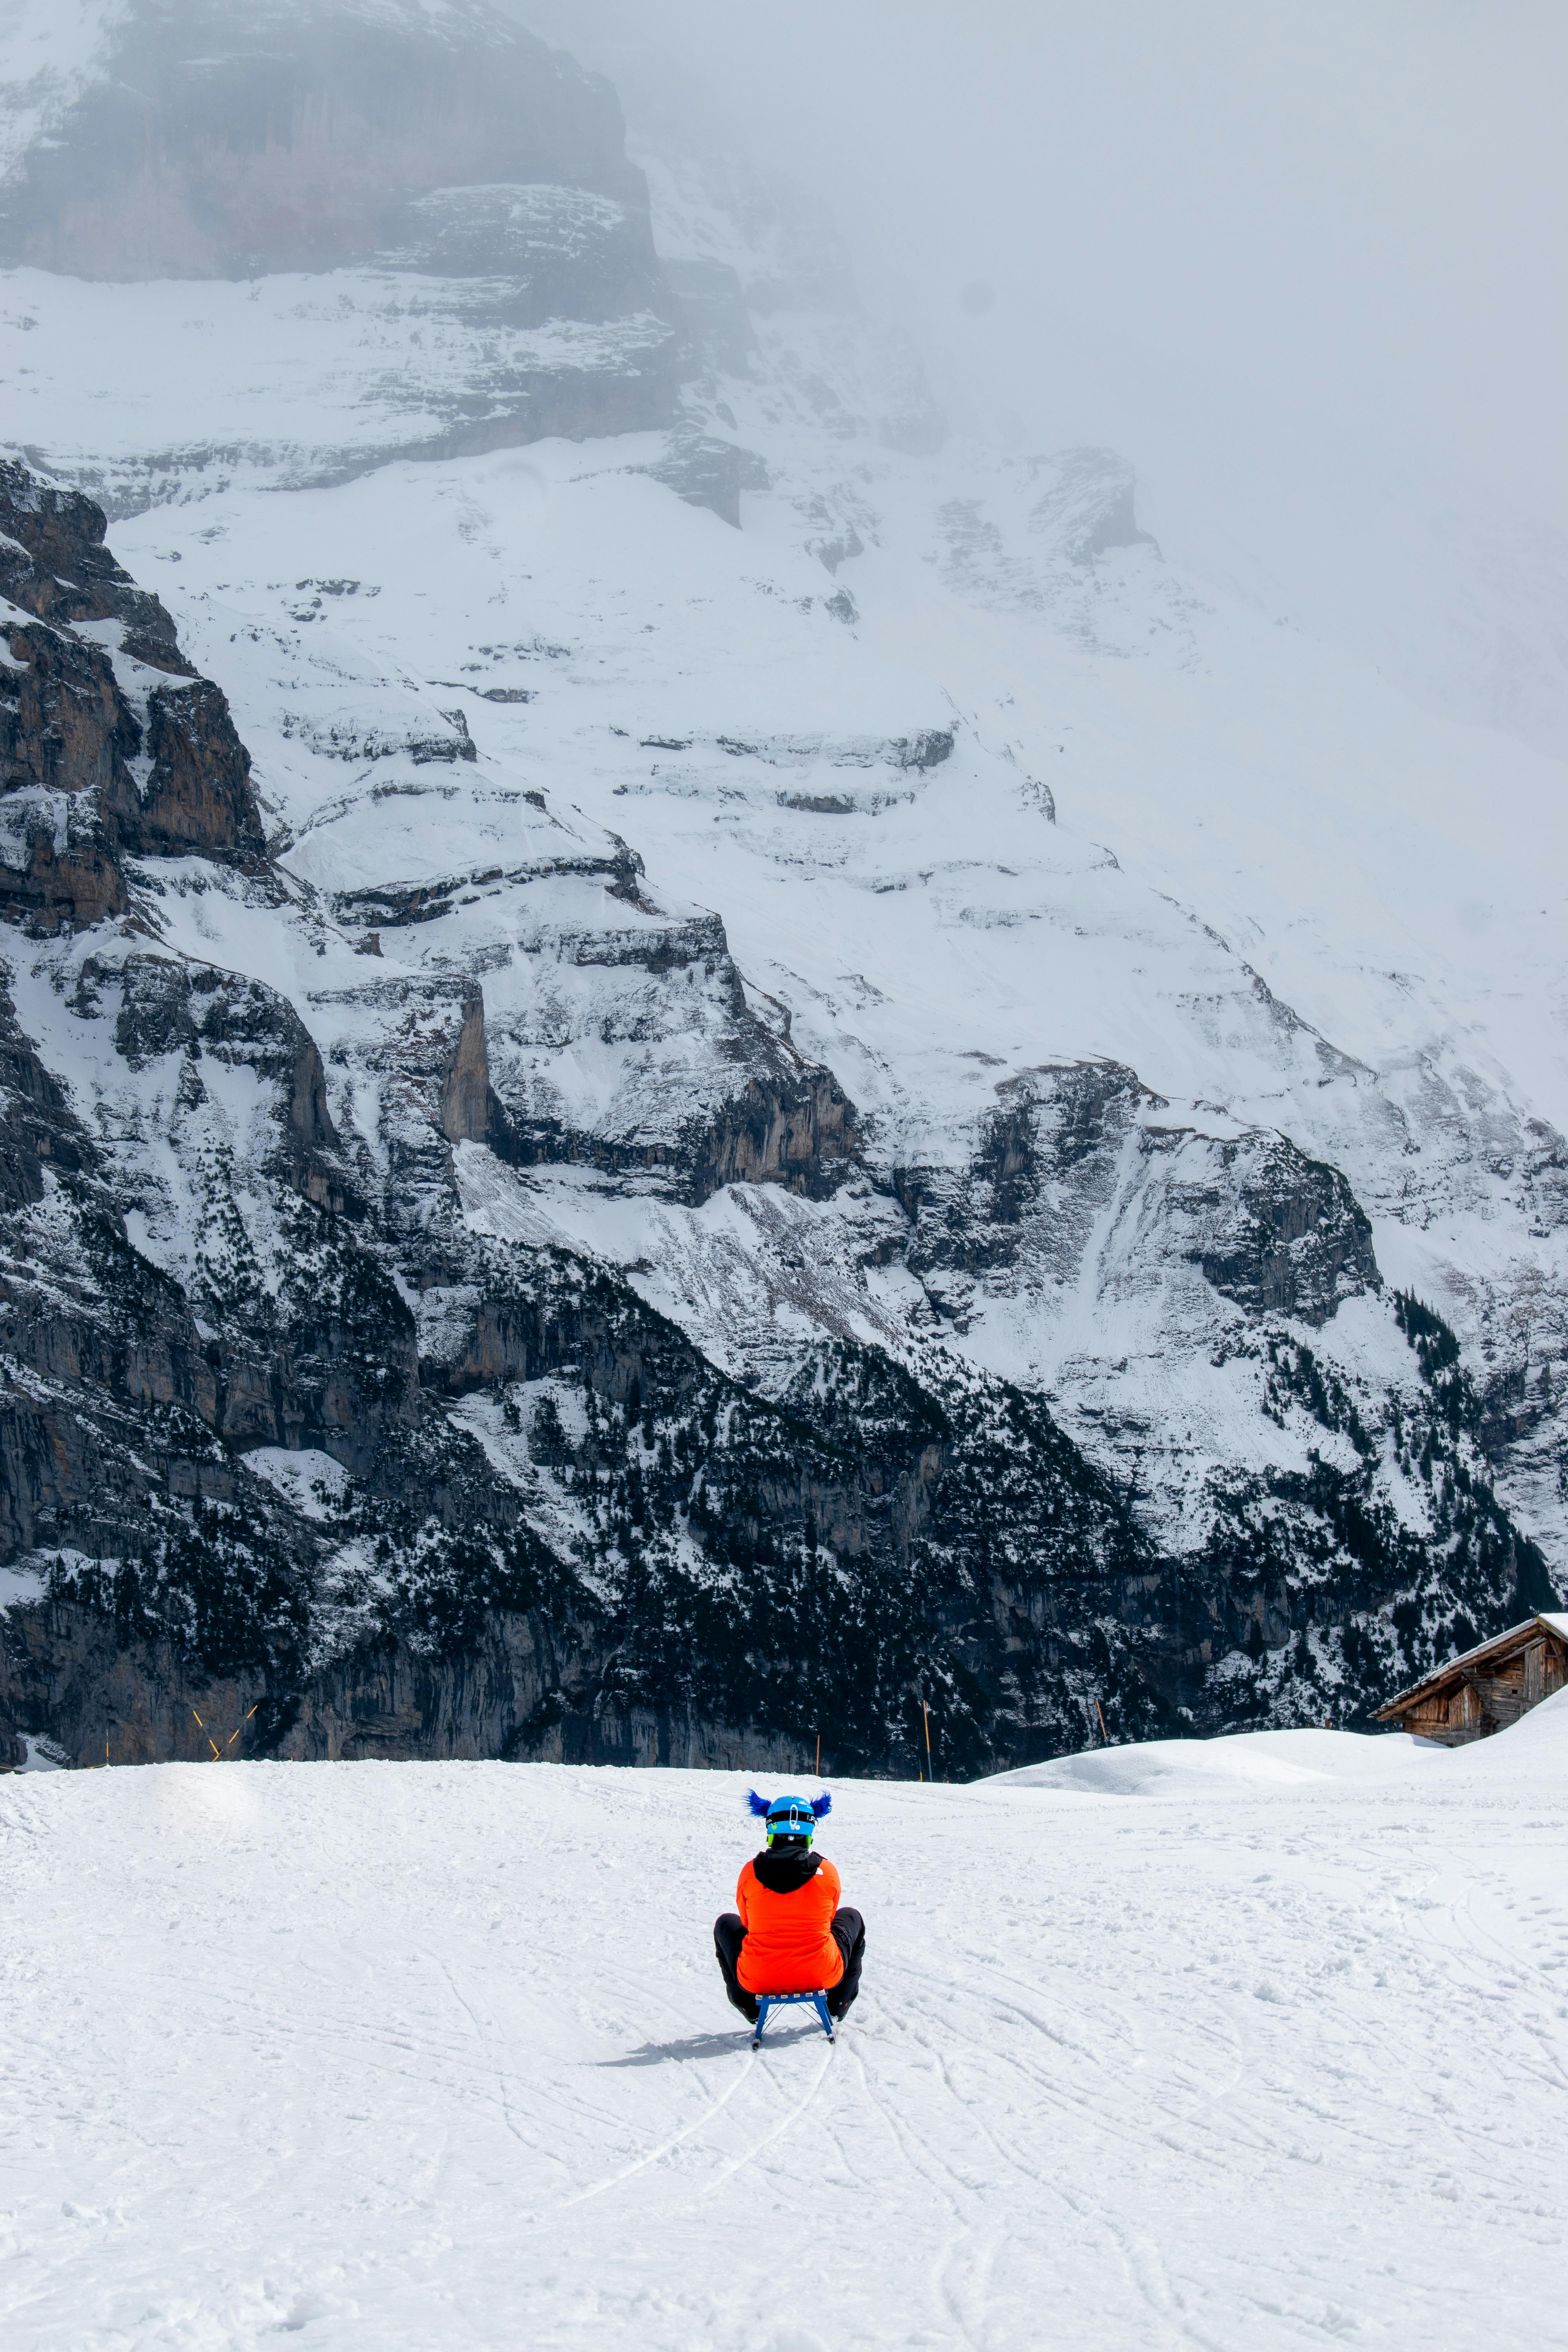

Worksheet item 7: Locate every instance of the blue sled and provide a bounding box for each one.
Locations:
[751,1990,835,2049]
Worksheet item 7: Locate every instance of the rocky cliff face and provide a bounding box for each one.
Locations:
[0,2,687,504]
[0,468,1552,1774]
[0,462,266,923]
[0,1,644,281]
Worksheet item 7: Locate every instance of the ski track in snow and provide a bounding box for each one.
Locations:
[4,1709,1568,2350]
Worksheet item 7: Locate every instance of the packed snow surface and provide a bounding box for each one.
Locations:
[5,1708,1568,2350]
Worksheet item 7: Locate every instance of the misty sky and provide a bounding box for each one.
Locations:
[521,0,1566,535]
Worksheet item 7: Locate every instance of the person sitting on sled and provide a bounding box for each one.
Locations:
[714,1790,865,2025]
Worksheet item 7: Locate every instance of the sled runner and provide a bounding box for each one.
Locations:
[751,1989,835,2049]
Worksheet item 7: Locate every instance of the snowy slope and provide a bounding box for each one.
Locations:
[4,1716,1568,2349]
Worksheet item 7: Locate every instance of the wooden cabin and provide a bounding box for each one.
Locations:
[1376,1612,1568,1746]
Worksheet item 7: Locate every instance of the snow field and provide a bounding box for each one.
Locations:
[5,1710,1568,2351]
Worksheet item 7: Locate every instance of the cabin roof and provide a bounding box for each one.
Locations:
[1376,1612,1568,1721]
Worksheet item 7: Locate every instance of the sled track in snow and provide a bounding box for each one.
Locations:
[7,1756,1568,2349]
[862,1958,1223,2352]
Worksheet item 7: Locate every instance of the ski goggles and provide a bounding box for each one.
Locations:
[765,1800,817,1842]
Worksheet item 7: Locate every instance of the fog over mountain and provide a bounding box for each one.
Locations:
[523,0,1568,757]
[0,0,1563,1774]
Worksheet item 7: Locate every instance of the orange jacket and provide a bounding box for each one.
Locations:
[735,1852,844,1994]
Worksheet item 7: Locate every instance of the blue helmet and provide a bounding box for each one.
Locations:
[748,1788,832,1846]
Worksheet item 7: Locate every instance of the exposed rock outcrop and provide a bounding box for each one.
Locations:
[382,183,664,326]
[0,463,195,672]
[897,1061,1377,1329]
[0,1,648,279]
[0,464,267,916]
[640,433,770,528]
[0,5,687,486]
[441,986,501,1146]
[0,1598,821,1772]
[1029,447,1158,563]
[695,1069,858,1200]
[0,968,91,1207]
[491,1059,859,1205]
[1176,1131,1380,1324]
[897,1060,1161,1282]
[0,619,141,800]
[110,679,265,864]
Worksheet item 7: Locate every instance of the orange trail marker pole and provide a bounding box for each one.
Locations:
[815,1733,820,1777]
[1096,1699,1108,1745]
[923,1700,932,1774]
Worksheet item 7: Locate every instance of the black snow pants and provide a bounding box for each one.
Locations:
[713,1906,866,2022]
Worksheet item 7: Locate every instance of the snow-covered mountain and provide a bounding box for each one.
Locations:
[1,0,1563,1773]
